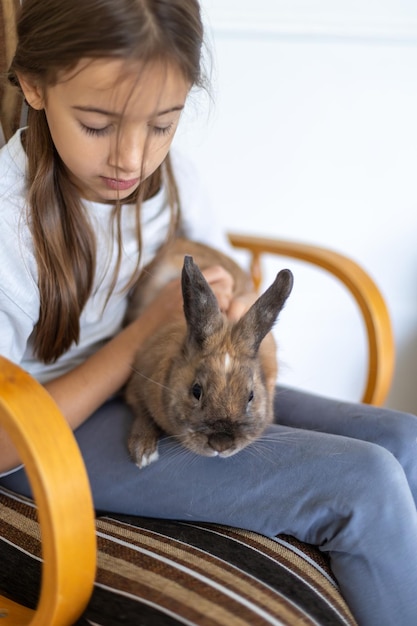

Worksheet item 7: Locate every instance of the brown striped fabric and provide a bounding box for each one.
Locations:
[0,486,357,625]
[0,0,23,143]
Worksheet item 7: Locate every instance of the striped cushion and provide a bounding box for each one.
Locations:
[0,486,356,625]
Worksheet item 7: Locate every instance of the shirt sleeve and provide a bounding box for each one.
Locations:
[0,213,39,365]
[0,246,39,366]
[170,149,233,255]
[0,130,40,365]
[0,291,35,363]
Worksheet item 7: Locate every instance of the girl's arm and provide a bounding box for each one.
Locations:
[0,265,235,474]
[0,313,157,474]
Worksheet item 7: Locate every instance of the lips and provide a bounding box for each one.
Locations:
[101,176,140,191]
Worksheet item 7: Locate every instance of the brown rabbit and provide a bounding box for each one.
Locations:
[125,238,293,468]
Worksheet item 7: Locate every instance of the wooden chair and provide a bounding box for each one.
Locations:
[0,0,394,623]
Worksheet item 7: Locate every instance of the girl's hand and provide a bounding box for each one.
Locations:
[227,292,258,321]
[202,265,234,313]
[151,264,257,323]
[136,264,236,331]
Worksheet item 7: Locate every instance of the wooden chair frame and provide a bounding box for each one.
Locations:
[228,233,394,406]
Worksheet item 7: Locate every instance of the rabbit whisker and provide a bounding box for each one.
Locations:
[161,446,200,473]
[257,434,300,448]
[243,434,297,463]
[244,443,277,464]
[129,366,174,394]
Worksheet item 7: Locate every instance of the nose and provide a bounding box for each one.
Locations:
[108,128,146,175]
[207,419,236,453]
[208,432,235,453]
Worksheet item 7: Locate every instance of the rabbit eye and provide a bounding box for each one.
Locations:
[248,390,254,403]
[191,383,202,400]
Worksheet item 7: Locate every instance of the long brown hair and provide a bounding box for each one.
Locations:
[8,0,205,363]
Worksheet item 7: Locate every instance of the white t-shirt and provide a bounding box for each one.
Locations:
[0,129,228,383]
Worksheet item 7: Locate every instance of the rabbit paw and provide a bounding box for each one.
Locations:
[128,436,159,469]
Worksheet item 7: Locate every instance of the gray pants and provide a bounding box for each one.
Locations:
[2,386,417,626]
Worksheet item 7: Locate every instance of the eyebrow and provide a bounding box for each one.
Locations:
[72,105,184,117]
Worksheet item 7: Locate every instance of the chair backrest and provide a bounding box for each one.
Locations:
[0,0,23,144]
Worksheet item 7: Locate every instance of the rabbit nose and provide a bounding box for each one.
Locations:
[208,432,234,453]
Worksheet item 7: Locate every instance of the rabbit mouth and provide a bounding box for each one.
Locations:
[211,448,242,458]
[198,444,241,458]
[183,431,247,458]
[207,432,237,455]
[182,418,263,458]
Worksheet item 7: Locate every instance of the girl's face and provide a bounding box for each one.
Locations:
[20,58,190,202]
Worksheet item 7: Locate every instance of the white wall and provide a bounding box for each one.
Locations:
[174,0,417,412]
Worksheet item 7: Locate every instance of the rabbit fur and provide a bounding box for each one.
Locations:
[125,238,293,468]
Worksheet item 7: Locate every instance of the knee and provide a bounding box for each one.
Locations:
[380,410,417,453]
[315,444,413,549]
[360,442,408,493]
[337,441,409,512]
[374,411,417,485]
[384,412,417,506]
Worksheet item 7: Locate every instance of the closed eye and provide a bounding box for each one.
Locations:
[149,122,174,136]
[79,123,112,137]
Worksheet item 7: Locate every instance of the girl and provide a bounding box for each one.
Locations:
[1,1,417,624]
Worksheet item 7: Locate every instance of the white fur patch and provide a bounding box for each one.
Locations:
[224,353,232,372]
[137,449,159,469]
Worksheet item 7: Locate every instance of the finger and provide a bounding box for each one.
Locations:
[227,293,257,321]
[202,265,234,290]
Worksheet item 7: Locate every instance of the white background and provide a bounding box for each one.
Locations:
[174,0,417,411]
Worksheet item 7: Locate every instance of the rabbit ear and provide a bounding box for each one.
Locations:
[233,269,293,354]
[181,255,224,346]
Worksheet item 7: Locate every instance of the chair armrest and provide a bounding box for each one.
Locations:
[228,233,395,406]
[0,357,96,626]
